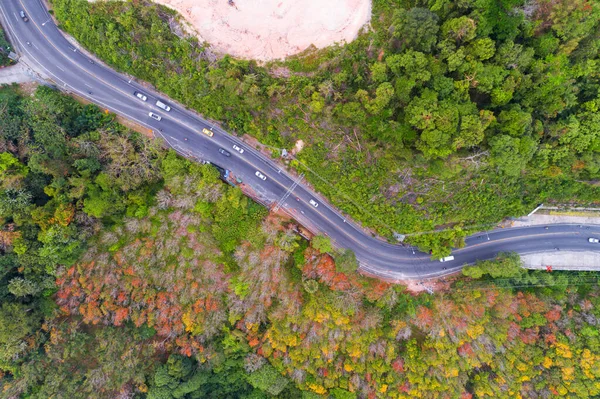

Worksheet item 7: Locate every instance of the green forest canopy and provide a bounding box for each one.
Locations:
[0,25,14,66]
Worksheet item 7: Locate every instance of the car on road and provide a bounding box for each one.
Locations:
[202,128,214,137]
[255,171,267,181]
[309,199,319,208]
[19,11,28,22]
[218,148,231,157]
[439,256,455,262]
[233,144,244,154]
[589,238,600,243]
[156,100,171,111]
[148,112,162,121]
[134,91,147,101]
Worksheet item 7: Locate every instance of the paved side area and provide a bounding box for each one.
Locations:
[513,211,600,270]
[522,252,600,271]
[0,62,33,84]
[511,213,600,228]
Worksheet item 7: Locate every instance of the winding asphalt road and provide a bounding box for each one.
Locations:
[2,0,600,280]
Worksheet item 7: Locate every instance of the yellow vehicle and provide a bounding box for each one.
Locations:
[202,128,214,137]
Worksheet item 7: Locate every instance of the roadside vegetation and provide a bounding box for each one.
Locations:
[2,84,600,398]
[0,25,14,66]
[49,0,600,256]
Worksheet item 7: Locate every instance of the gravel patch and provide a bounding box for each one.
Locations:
[0,63,33,84]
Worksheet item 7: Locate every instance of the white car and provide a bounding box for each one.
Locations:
[255,171,267,181]
[309,199,319,208]
[233,144,244,154]
[439,256,455,263]
[135,91,148,101]
[148,112,162,121]
[589,237,599,243]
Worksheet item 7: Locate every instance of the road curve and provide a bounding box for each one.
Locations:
[2,0,600,280]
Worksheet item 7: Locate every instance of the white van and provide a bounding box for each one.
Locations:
[439,256,454,263]
[156,100,171,111]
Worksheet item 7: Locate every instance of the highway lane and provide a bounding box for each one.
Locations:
[2,0,600,280]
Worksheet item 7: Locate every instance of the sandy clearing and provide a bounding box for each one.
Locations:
[146,0,371,61]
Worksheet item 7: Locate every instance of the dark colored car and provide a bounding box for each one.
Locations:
[218,148,231,157]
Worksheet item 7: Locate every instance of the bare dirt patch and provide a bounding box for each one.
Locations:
[292,139,304,155]
[150,0,371,61]
[115,115,156,139]
[16,81,39,96]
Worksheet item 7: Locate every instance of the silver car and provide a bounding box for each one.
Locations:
[135,91,148,101]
